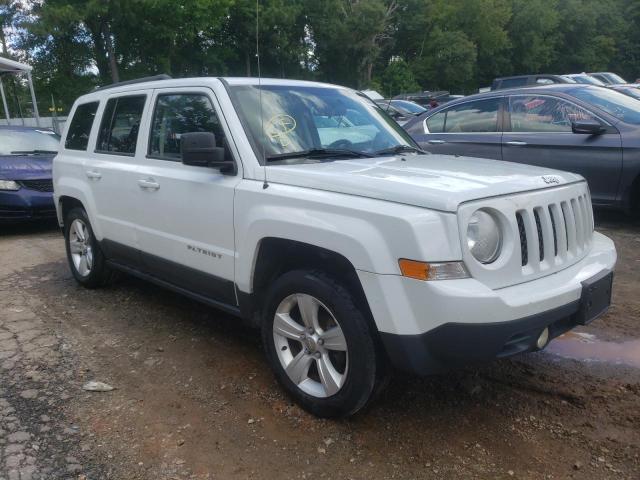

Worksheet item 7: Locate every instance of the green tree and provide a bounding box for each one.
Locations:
[306,0,398,88]
[508,0,560,74]
[377,58,419,96]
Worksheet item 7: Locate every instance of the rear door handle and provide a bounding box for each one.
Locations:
[428,139,446,144]
[85,170,102,180]
[138,179,160,191]
[506,141,527,146]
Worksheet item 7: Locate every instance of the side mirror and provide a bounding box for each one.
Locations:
[181,132,235,173]
[572,120,605,135]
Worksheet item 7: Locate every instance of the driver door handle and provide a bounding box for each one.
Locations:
[138,179,160,191]
[428,139,446,144]
[85,170,102,180]
[506,141,527,146]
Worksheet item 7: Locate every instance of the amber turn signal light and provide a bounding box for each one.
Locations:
[398,259,431,280]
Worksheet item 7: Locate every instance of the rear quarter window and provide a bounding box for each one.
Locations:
[65,102,99,150]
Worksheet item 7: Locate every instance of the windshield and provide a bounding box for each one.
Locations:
[228,84,416,164]
[391,100,427,114]
[569,75,605,86]
[0,129,60,156]
[615,87,640,100]
[571,86,640,124]
[603,73,626,84]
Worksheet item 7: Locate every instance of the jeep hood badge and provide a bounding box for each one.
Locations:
[542,175,561,185]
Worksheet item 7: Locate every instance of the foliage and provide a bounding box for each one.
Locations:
[377,58,419,96]
[1,0,640,114]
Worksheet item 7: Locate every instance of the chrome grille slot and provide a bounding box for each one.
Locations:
[516,212,527,266]
[533,209,544,261]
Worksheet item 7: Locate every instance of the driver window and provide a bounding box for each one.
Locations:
[509,96,596,132]
[149,93,225,161]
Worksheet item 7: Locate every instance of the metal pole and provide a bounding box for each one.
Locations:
[26,71,40,127]
[0,77,10,125]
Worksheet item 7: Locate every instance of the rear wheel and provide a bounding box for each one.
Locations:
[64,208,114,288]
[262,270,383,417]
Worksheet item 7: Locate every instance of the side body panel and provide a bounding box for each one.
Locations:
[233,179,462,293]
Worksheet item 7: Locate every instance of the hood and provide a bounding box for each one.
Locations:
[0,154,54,181]
[265,154,584,212]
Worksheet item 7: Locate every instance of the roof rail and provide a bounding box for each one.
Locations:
[93,74,172,92]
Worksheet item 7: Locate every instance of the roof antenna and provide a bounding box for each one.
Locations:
[256,0,268,189]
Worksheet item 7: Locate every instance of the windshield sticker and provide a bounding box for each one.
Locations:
[266,114,297,147]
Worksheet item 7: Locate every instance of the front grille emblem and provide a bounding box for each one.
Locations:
[542,175,560,185]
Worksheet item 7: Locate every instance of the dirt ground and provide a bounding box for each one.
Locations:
[1,212,639,480]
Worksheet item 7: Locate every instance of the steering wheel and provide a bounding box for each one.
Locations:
[328,139,353,149]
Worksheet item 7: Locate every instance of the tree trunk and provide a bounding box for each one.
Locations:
[102,22,120,83]
[246,52,252,77]
[0,26,8,55]
[87,23,111,82]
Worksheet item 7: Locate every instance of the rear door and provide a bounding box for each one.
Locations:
[86,93,149,266]
[411,97,504,160]
[502,94,623,206]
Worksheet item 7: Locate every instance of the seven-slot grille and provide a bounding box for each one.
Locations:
[515,192,593,268]
[18,179,54,192]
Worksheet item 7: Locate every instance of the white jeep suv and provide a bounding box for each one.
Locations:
[53,76,616,417]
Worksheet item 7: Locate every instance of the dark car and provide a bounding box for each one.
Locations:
[588,72,627,85]
[374,99,426,125]
[392,91,456,108]
[490,74,575,91]
[0,126,60,222]
[403,84,640,212]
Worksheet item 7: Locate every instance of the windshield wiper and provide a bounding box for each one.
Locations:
[374,145,427,156]
[10,150,58,155]
[265,148,374,162]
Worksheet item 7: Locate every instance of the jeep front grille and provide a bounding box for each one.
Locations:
[515,192,593,269]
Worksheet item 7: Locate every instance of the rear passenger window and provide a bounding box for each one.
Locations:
[96,95,146,155]
[149,94,227,161]
[65,102,99,150]
[443,99,500,133]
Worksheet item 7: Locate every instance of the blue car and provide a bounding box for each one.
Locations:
[0,126,60,222]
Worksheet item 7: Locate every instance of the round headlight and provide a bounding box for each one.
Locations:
[467,210,502,264]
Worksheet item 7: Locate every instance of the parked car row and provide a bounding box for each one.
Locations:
[491,72,628,91]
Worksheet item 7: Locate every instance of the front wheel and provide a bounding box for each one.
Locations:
[262,270,382,417]
[64,207,115,288]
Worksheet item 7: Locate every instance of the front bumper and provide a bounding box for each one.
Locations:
[358,232,617,375]
[0,188,56,222]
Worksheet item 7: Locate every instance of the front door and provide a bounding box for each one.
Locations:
[134,88,242,305]
[502,94,623,206]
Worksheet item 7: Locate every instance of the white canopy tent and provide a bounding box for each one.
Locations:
[0,56,41,126]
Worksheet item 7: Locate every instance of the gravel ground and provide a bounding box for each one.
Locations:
[1,212,639,479]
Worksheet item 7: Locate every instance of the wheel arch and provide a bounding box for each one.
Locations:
[239,237,375,332]
[58,196,86,227]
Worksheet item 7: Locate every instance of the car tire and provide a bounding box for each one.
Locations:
[64,207,115,288]
[261,269,383,417]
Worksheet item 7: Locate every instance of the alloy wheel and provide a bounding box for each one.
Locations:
[273,293,348,398]
[68,219,93,277]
